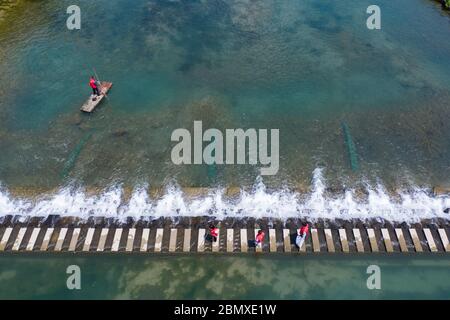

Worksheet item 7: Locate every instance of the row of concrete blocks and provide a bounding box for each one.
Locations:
[0,225,449,253]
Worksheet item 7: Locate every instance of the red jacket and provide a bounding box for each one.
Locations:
[210,228,218,238]
[256,232,265,243]
[89,78,97,89]
[299,225,309,236]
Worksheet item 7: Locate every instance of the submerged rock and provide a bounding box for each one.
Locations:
[112,129,128,137]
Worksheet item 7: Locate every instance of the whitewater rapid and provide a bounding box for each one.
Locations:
[0,169,449,222]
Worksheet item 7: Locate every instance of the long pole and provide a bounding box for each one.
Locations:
[92,67,109,99]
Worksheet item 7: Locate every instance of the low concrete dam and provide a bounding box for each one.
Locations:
[0,216,449,254]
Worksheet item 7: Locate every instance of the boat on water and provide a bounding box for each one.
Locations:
[80,81,113,113]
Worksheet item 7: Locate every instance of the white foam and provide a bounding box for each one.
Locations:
[0,169,449,222]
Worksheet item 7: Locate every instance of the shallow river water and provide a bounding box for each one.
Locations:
[0,0,449,220]
[0,254,449,299]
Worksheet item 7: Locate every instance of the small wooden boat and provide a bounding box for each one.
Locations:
[80,81,113,113]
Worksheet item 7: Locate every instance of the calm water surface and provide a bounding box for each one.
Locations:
[0,254,449,299]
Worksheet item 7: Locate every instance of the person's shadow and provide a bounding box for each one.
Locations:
[204,234,217,243]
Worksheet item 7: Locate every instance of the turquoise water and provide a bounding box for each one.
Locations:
[0,254,450,299]
[1,0,450,191]
[2,1,450,302]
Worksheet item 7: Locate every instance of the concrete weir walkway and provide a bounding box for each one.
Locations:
[0,216,449,254]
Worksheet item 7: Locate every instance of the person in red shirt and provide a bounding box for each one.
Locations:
[296,222,309,249]
[255,229,265,248]
[90,76,100,97]
[208,224,219,242]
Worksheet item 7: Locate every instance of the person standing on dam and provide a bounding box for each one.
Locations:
[255,230,265,249]
[207,224,219,242]
[296,222,309,249]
